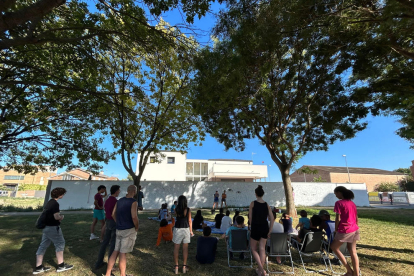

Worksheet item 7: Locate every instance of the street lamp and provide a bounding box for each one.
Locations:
[342,155,351,183]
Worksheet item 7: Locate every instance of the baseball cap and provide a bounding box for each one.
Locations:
[318,210,330,216]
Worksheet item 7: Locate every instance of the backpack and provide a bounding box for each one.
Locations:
[35,209,48,229]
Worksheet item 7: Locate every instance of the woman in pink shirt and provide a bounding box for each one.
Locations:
[332,186,360,276]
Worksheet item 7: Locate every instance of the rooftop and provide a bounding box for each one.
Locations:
[208,159,252,162]
[295,165,404,176]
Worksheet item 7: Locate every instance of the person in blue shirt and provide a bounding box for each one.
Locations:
[295,210,310,230]
[171,201,177,214]
[196,227,218,264]
[212,191,219,210]
[221,216,249,259]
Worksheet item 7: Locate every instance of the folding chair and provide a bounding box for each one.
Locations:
[291,231,328,273]
[266,233,294,274]
[227,230,253,268]
[323,233,362,275]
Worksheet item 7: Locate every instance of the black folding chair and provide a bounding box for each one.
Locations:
[226,230,253,268]
[266,233,294,274]
[291,231,328,273]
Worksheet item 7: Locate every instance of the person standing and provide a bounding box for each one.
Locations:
[137,185,144,211]
[91,185,107,241]
[105,185,139,276]
[171,200,178,214]
[249,185,274,276]
[173,195,193,274]
[33,187,73,274]
[212,191,219,210]
[221,190,227,208]
[95,185,121,270]
[331,186,360,276]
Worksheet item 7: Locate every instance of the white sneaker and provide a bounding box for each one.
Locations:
[90,233,99,240]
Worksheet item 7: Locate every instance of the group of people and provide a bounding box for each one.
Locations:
[33,184,360,276]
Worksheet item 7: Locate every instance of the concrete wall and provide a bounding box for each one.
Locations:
[46,180,369,210]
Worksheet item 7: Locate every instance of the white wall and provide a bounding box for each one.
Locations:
[139,152,187,181]
[46,180,370,210]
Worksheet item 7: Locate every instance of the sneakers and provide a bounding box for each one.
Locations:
[56,263,74,273]
[33,265,51,274]
[90,233,99,240]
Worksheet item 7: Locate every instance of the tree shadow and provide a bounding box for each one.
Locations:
[358,244,414,254]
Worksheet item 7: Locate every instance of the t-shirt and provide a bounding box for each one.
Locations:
[269,221,284,233]
[222,193,227,199]
[137,191,144,208]
[196,236,218,264]
[214,213,225,229]
[220,216,232,233]
[44,199,60,226]
[94,193,103,210]
[334,199,359,233]
[281,218,294,234]
[299,217,310,229]
[159,209,168,220]
[214,193,219,201]
[171,205,176,213]
[226,226,249,248]
[156,218,175,246]
[105,196,117,220]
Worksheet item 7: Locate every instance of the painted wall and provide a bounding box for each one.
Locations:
[139,152,187,181]
[46,180,370,210]
[330,173,404,192]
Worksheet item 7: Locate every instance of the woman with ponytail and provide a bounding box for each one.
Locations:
[332,186,360,276]
[249,185,274,276]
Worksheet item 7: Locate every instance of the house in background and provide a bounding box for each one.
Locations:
[48,168,119,181]
[1,167,57,189]
[138,151,268,182]
[290,165,405,191]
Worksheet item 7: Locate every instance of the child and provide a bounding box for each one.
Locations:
[331,186,360,276]
[293,215,322,251]
[221,190,227,208]
[220,210,232,233]
[193,210,204,230]
[280,213,298,235]
[156,218,175,246]
[233,210,240,225]
[222,216,249,259]
[295,210,310,230]
[159,204,169,220]
[171,201,177,214]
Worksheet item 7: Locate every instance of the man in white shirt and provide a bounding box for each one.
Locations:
[220,210,232,233]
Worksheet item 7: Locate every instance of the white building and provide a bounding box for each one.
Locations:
[138,151,268,182]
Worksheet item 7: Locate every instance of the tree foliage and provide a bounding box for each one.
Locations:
[0,0,213,173]
[100,22,204,187]
[192,0,368,215]
[394,168,412,175]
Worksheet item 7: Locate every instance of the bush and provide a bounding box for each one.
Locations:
[374,182,399,192]
[18,184,47,191]
[404,182,414,192]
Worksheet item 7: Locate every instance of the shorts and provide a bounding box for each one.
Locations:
[221,198,226,202]
[115,228,137,253]
[214,199,219,203]
[93,209,105,221]
[173,228,191,244]
[335,230,360,243]
[36,226,65,255]
[250,224,269,241]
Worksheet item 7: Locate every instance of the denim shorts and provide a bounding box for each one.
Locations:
[36,226,65,255]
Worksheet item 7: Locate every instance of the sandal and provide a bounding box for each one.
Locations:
[173,265,179,274]
[183,265,189,274]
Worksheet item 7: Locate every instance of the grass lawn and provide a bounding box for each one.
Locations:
[0,197,44,212]
[0,208,413,276]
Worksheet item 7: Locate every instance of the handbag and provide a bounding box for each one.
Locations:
[35,208,48,229]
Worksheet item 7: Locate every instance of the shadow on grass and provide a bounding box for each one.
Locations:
[357,209,414,227]
[358,252,414,266]
[358,244,414,254]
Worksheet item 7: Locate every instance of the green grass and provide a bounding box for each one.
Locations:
[0,208,413,276]
[0,197,44,212]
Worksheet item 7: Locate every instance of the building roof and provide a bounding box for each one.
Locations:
[49,168,119,180]
[208,159,252,162]
[296,165,404,176]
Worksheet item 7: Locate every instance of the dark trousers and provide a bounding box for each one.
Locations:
[95,219,116,269]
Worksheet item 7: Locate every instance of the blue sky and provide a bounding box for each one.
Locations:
[77,3,414,180]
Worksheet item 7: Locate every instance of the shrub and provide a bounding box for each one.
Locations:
[398,176,414,191]
[404,182,414,192]
[18,184,47,191]
[374,182,399,192]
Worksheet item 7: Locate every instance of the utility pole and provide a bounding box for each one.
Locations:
[342,155,351,183]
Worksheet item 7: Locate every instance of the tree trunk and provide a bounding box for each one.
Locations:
[281,168,296,217]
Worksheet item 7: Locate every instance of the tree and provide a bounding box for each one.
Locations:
[101,22,204,188]
[192,0,368,215]
[394,168,412,175]
[298,167,318,182]
[0,0,214,173]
